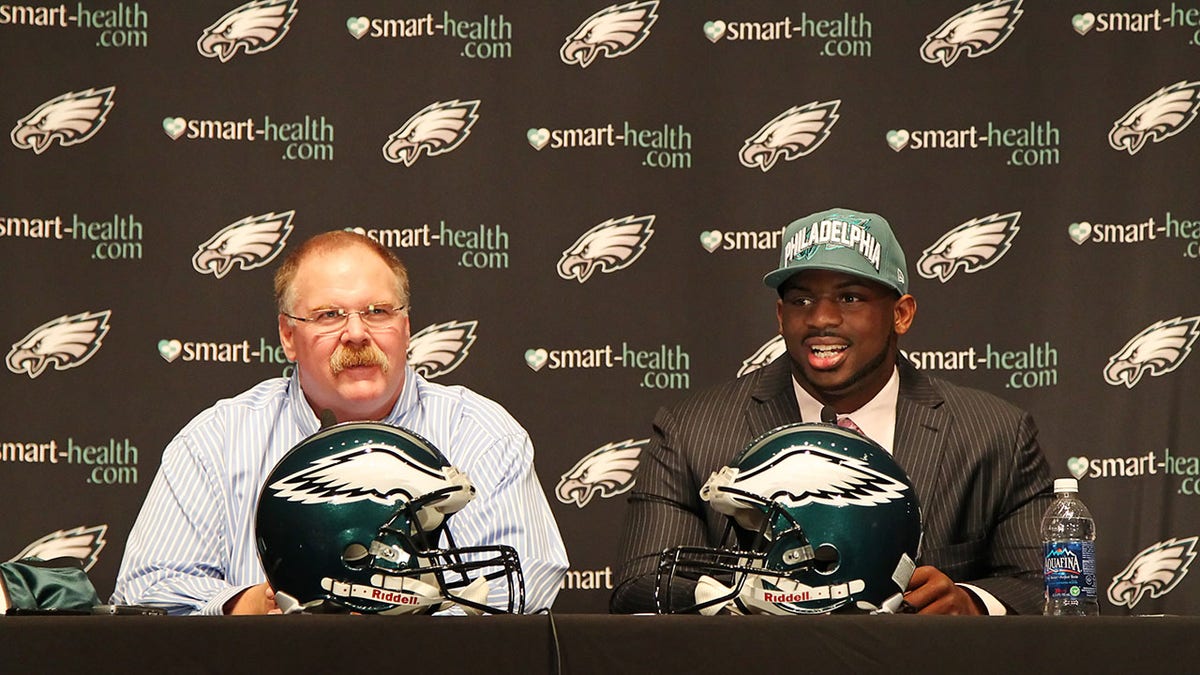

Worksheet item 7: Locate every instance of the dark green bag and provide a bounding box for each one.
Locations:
[0,557,100,614]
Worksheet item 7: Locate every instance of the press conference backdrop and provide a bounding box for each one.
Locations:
[2,0,1199,614]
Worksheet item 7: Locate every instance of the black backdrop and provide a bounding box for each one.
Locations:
[2,0,1199,614]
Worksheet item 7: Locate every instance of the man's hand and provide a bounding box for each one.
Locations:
[223,582,281,615]
[902,566,984,615]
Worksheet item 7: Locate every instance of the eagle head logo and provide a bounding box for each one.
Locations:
[737,335,787,377]
[1104,316,1200,388]
[408,320,478,380]
[193,211,295,279]
[11,86,115,154]
[197,0,298,62]
[194,207,295,276]
[920,0,1024,67]
[704,445,911,525]
[383,99,480,167]
[917,211,1021,283]
[7,310,112,379]
[556,439,646,508]
[557,214,655,283]
[269,445,475,528]
[11,525,108,572]
[1109,81,1200,155]
[561,1,659,68]
[739,100,841,172]
[1108,537,1198,609]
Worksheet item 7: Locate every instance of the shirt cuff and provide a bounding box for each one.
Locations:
[203,585,252,616]
[958,583,1008,616]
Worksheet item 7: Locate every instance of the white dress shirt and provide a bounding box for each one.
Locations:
[112,366,569,615]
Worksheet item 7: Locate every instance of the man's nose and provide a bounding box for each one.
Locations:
[806,297,842,328]
[340,312,371,341]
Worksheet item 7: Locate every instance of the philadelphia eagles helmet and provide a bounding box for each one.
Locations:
[657,422,922,615]
[255,422,524,614]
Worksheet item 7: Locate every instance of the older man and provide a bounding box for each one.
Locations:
[113,231,568,614]
[611,207,1053,615]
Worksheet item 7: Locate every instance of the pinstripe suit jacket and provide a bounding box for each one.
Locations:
[611,354,1053,615]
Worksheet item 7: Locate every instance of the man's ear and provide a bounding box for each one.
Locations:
[279,314,297,361]
[894,294,917,335]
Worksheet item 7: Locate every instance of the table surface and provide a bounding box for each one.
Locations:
[2,613,1195,674]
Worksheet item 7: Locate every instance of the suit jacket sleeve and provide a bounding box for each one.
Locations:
[610,405,708,613]
[957,410,1052,614]
[610,359,799,613]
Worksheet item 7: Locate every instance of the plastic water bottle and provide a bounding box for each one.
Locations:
[1042,478,1099,615]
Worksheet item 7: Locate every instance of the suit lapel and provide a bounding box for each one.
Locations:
[893,358,948,508]
[745,357,802,440]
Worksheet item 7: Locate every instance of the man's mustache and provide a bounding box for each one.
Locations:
[330,343,391,374]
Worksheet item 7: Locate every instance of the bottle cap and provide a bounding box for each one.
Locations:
[1054,478,1078,493]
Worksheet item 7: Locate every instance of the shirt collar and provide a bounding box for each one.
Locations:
[792,366,900,453]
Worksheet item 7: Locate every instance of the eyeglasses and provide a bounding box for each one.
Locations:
[283,304,406,333]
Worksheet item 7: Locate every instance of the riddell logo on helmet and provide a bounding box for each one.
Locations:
[763,590,811,603]
[370,587,420,605]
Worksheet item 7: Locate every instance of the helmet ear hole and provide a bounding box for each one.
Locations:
[342,542,370,568]
[813,543,840,574]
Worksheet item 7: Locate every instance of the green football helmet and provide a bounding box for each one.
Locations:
[657,422,922,615]
[255,422,524,614]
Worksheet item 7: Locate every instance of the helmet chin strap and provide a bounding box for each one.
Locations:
[694,573,867,615]
[311,573,494,616]
[857,591,907,615]
[273,589,305,614]
[695,575,746,616]
[442,575,490,615]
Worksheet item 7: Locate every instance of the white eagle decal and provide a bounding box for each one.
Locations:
[408,320,478,380]
[197,0,298,62]
[383,99,481,166]
[920,0,1024,67]
[737,335,786,377]
[1108,536,1198,609]
[11,525,108,572]
[739,100,841,172]
[556,439,646,508]
[193,211,295,279]
[268,444,474,512]
[11,86,115,154]
[1109,80,1200,155]
[1104,316,1200,388]
[7,310,112,379]
[557,214,655,283]
[917,211,1021,283]
[561,0,659,68]
[705,445,910,514]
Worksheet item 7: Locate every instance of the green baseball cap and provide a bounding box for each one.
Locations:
[763,207,909,295]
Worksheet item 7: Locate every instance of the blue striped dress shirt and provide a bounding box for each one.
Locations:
[111,366,569,615]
